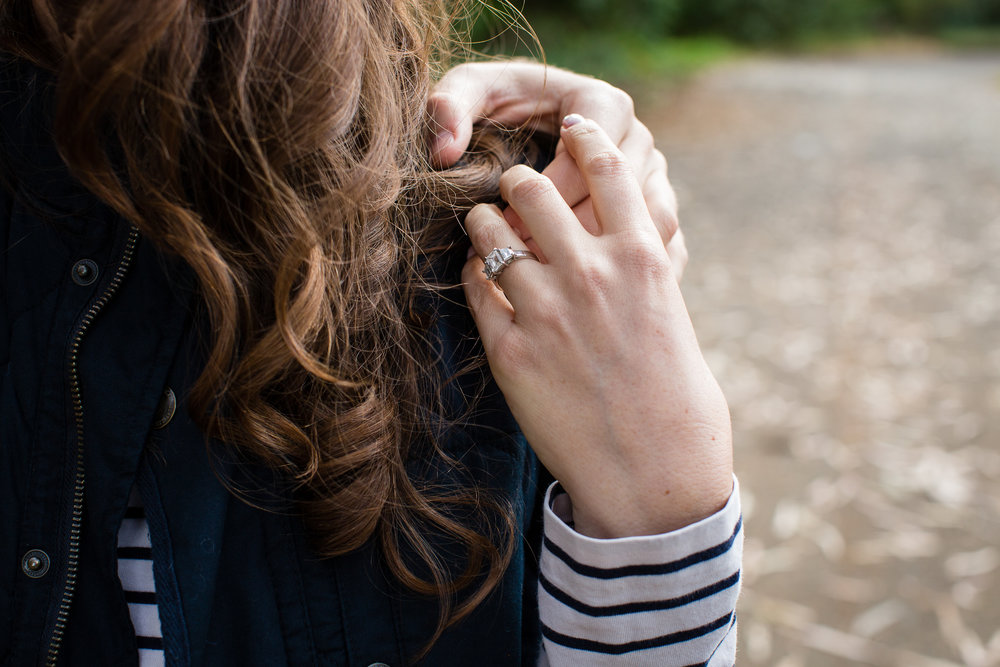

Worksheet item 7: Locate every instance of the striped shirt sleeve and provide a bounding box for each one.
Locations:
[537,477,742,667]
[118,487,166,667]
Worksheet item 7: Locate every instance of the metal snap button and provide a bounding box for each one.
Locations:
[21,549,50,578]
[71,259,99,286]
[367,663,391,667]
[153,387,176,430]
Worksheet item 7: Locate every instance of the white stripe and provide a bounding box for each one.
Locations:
[118,557,156,593]
[118,518,152,548]
[128,602,163,638]
[538,581,738,644]
[138,647,166,667]
[541,548,740,608]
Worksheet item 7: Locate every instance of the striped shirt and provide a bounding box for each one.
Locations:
[538,478,742,666]
[117,481,742,666]
[117,488,165,667]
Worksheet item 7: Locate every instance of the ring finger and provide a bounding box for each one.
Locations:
[464,203,542,308]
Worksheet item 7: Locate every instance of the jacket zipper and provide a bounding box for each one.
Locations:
[45,226,140,666]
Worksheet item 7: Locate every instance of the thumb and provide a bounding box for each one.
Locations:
[427,91,476,168]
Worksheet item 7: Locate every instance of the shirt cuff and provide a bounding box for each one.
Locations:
[538,476,742,666]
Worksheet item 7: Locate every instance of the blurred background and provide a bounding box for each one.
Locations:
[483,1,1000,664]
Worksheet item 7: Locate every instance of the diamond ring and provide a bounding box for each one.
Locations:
[482,247,539,284]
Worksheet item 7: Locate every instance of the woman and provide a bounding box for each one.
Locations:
[0,0,739,664]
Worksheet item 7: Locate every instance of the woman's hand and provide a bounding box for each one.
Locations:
[462,116,731,539]
[430,61,688,278]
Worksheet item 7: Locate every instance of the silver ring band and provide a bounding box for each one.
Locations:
[482,247,539,283]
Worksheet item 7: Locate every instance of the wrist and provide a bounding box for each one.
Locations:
[564,466,734,539]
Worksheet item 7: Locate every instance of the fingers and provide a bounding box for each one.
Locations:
[430,62,681,258]
[559,116,651,236]
[642,159,680,244]
[538,150,589,216]
[666,228,689,281]
[501,208,549,262]
[537,88,640,211]
[539,121,677,246]
[428,62,557,168]
[499,165,589,258]
[427,91,476,168]
[463,202,548,356]
[428,62,637,168]
[464,203,540,307]
[501,197,598,255]
[618,121,678,243]
[555,78,635,148]
[462,253,514,344]
[542,119,673,238]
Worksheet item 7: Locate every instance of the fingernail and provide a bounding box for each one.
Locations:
[435,127,454,144]
[561,113,584,129]
[466,245,477,260]
[431,129,454,156]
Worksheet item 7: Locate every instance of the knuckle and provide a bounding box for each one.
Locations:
[653,148,668,173]
[468,202,499,222]
[449,62,475,78]
[507,171,555,203]
[584,150,632,178]
[656,208,680,239]
[607,84,635,115]
[464,203,500,241]
[620,240,671,282]
[570,258,615,302]
[635,122,655,148]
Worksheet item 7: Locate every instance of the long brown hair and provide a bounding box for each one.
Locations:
[1,0,541,648]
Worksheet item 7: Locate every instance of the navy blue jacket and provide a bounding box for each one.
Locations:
[1,55,545,666]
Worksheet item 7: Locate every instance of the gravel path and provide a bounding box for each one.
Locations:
[643,52,1000,666]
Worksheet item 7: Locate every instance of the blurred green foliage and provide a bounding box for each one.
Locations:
[520,0,1000,44]
[465,0,1000,85]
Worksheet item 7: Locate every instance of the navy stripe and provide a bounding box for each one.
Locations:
[136,636,164,650]
[541,612,733,655]
[543,516,742,579]
[540,570,740,616]
[542,612,733,654]
[123,506,146,519]
[117,546,153,559]
[125,590,157,604]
